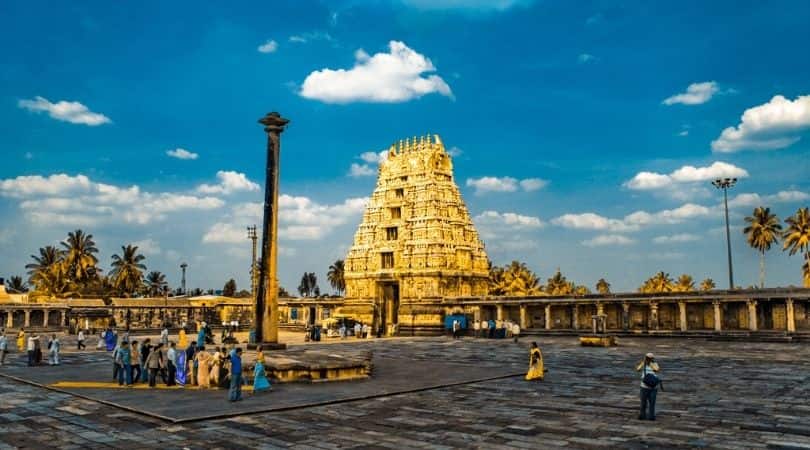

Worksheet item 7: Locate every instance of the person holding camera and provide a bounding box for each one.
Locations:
[635,352,661,420]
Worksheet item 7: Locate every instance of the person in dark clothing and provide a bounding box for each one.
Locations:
[140,338,152,383]
[145,343,163,387]
[185,341,197,385]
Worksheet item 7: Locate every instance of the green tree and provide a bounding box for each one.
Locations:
[674,274,695,292]
[110,245,147,297]
[743,207,782,288]
[298,272,318,297]
[6,275,28,293]
[25,246,63,288]
[700,278,716,291]
[546,268,573,295]
[223,279,237,297]
[60,229,99,284]
[490,261,543,296]
[595,278,611,295]
[145,271,168,297]
[640,271,674,293]
[327,260,345,295]
[783,207,810,286]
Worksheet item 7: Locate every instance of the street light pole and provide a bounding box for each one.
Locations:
[712,178,737,290]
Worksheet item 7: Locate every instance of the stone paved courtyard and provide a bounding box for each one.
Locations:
[2,335,810,449]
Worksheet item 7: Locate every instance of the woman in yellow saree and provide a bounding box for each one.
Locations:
[178,328,188,349]
[16,329,25,351]
[525,342,544,381]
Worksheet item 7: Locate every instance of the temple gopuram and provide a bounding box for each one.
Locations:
[337,134,489,335]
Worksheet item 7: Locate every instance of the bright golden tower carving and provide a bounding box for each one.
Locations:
[339,134,489,335]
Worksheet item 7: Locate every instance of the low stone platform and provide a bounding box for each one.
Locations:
[579,334,617,347]
[244,348,373,382]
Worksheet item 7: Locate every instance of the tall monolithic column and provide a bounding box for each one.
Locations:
[747,300,758,331]
[786,298,796,333]
[678,301,687,332]
[713,301,722,332]
[254,112,289,347]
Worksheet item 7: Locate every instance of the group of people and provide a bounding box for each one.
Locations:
[108,324,271,402]
[338,322,372,339]
[1,328,62,366]
[524,342,662,421]
[471,319,521,342]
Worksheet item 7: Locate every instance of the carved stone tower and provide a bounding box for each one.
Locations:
[339,135,489,335]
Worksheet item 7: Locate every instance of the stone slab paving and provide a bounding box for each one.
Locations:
[2,336,810,449]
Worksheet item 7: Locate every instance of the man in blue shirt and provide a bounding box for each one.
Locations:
[228,347,243,402]
[115,342,132,386]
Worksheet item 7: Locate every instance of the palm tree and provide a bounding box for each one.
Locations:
[574,285,591,296]
[298,272,318,297]
[60,229,99,283]
[327,260,345,295]
[110,245,147,297]
[595,278,611,295]
[145,271,168,297]
[803,253,810,287]
[783,207,810,286]
[546,268,572,295]
[29,263,76,299]
[25,246,63,287]
[223,279,237,297]
[491,261,543,296]
[488,264,506,295]
[640,271,674,293]
[700,278,716,291]
[6,275,28,293]
[743,207,782,288]
[675,274,695,292]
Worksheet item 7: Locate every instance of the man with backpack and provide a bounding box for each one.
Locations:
[635,352,661,420]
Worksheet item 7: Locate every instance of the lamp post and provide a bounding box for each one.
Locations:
[712,177,737,289]
[180,263,188,295]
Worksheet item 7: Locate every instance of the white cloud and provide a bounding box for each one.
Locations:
[652,233,701,244]
[727,190,810,209]
[711,95,810,152]
[582,234,635,247]
[447,146,462,157]
[624,162,749,191]
[348,163,376,177]
[577,53,596,64]
[473,210,544,229]
[197,171,259,195]
[203,195,369,243]
[0,173,224,226]
[359,150,388,164]
[132,239,162,255]
[166,148,199,160]
[466,176,547,195]
[678,130,689,137]
[288,31,333,44]
[299,41,452,104]
[257,40,278,53]
[18,96,111,126]
[552,203,712,233]
[662,81,719,106]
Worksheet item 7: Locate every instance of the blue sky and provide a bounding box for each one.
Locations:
[1,0,809,293]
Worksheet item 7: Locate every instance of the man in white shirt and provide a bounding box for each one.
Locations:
[354,322,362,339]
[473,320,480,338]
[48,334,60,365]
[0,331,8,366]
[160,327,169,346]
[481,319,489,338]
[77,329,86,350]
[27,334,39,366]
[166,342,177,386]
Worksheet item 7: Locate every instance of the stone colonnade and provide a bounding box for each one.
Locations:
[0,306,68,329]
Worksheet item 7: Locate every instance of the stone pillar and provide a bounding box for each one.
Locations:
[474,306,482,323]
[621,303,630,330]
[786,298,796,333]
[7,311,14,328]
[519,305,527,329]
[254,112,289,347]
[572,304,579,330]
[596,302,605,317]
[679,301,687,332]
[544,305,551,330]
[43,309,49,327]
[496,304,504,321]
[713,301,722,332]
[649,303,659,331]
[24,310,30,327]
[748,300,758,331]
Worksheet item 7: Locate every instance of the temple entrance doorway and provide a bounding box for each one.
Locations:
[379,282,399,336]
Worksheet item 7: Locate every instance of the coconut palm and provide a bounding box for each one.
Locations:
[25,246,63,286]
[327,260,345,295]
[595,278,611,295]
[743,207,782,288]
[640,271,674,293]
[700,278,716,291]
[145,271,168,297]
[546,268,572,295]
[783,207,810,287]
[488,264,507,295]
[574,285,591,296]
[29,263,76,299]
[298,272,318,297]
[489,261,542,296]
[60,229,99,283]
[675,274,695,292]
[110,245,147,297]
[6,275,28,293]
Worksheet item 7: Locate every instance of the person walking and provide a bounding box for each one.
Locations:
[178,328,188,349]
[0,331,8,366]
[636,352,661,421]
[481,319,489,339]
[47,334,60,366]
[16,328,25,353]
[452,319,461,339]
[210,347,222,387]
[217,347,230,389]
[160,327,169,346]
[253,356,271,393]
[96,330,105,350]
[130,340,142,383]
[145,343,163,388]
[525,342,544,381]
[140,339,152,383]
[512,322,521,343]
[354,322,362,339]
[26,334,39,366]
[186,341,198,385]
[166,342,177,386]
[228,348,243,402]
[195,346,212,389]
[116,342,132,386]
[77,329,86,350]
[473,320,480,338]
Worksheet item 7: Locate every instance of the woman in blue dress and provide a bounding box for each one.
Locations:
[175,350,187,386]
[104,329,116,351]
[253,352,271,393]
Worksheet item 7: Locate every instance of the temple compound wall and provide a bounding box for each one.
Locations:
[338,135,489,335]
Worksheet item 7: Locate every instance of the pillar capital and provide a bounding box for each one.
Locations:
[258,112,290,135]
[747,299,757,307]
[712,299,721,306]
[621,302,630,312]
[786,297,794,306]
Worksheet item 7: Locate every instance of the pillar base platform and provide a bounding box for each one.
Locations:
[579,335,617,347]
[247,342,287,351]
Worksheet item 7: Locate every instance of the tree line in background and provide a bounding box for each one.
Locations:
[744,206,810,288]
